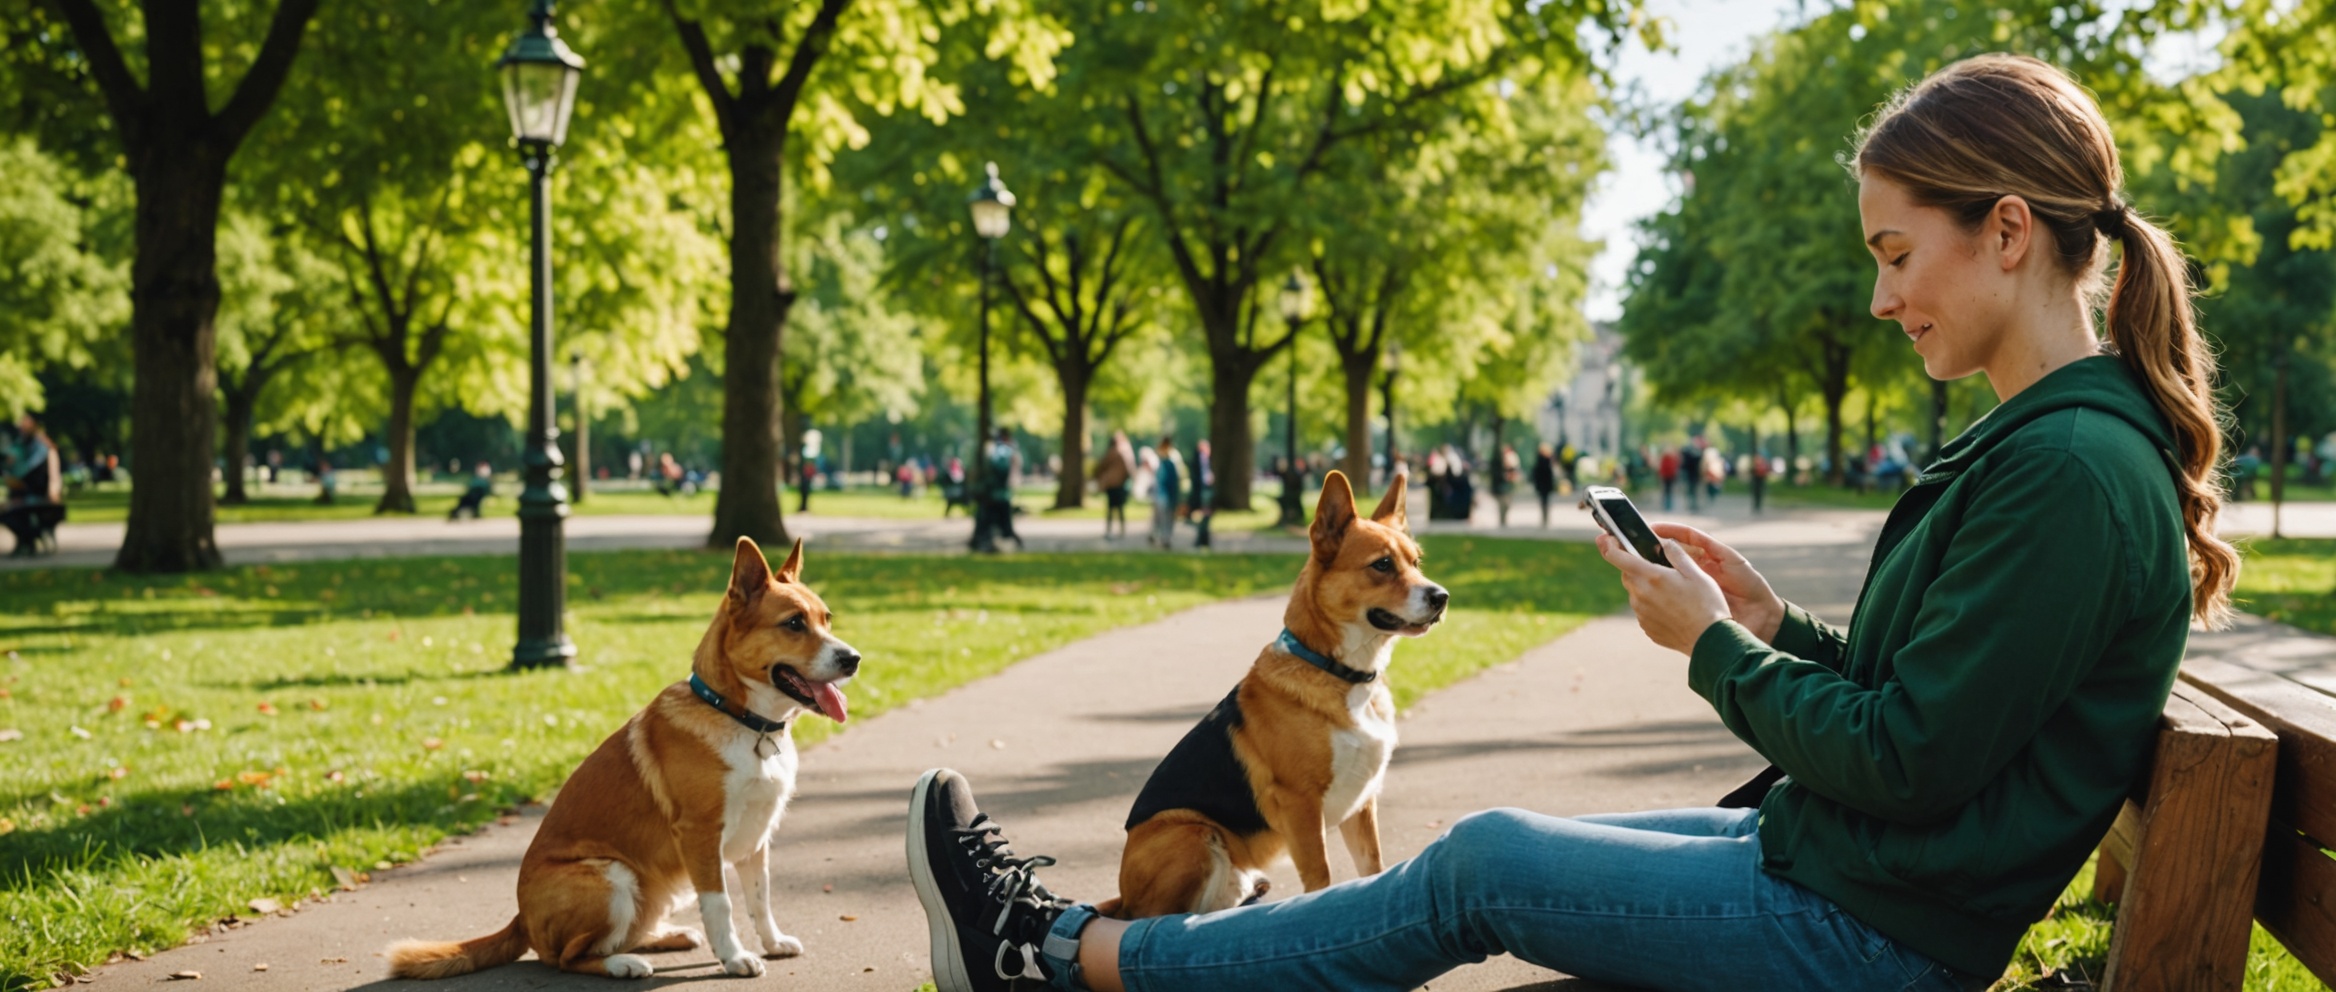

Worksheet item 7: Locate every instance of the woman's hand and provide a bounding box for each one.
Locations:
[1596,533,1733,655]
[1651,524,1787,645]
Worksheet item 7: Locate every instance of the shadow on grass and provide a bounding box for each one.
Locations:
[0,775,534,896]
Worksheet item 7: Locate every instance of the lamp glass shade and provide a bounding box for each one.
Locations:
[967,161,1015,239]
[970,197,1012,239]
[501,59,581,145]
[1278,273,1312,322]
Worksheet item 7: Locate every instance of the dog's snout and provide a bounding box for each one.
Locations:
[832,648,862,675]
[1424,585,1450,611]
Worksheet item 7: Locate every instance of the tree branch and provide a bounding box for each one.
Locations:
[767,0,853,129]
[213,0,322,148]
[661,1,738,141]
[41,0,144,138]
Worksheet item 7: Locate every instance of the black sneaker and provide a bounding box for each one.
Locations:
[908,768,1075,992]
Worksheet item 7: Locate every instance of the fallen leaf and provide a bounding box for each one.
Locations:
[107,696,129,712]
[250,964,268,972]
[320,957,347,965]
[167,971,201,981]
[421,738,444,751]
[309,699,327,711]
[0,818,14,835]
[821,884,833,893]
[257,702,278,716]
[248,898,282,915]
[839,914,857,922]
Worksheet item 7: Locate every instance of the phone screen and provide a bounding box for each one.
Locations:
[1588,490,1669,567]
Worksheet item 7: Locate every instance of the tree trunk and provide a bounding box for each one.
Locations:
[2271,353,2288,539]
[1819,349,1850,488]
[116,155,229,572]
[1206,355,1262,511]
[221,381,258,505]
[376,368,419,513]
[708,124,793,547]
[1054,367,1088,510]
[1781,398,1800,480]
[781,401,808,514]
[1339,352,1374,489]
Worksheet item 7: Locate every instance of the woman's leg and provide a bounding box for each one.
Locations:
[1052,807,1959,992]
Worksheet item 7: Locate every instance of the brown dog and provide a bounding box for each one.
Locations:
[387,537,859,980]
[1102,470,1446,917]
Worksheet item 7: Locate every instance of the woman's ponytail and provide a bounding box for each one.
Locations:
[2102,210,2239,627]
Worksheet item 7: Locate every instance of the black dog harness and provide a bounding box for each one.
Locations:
[1123,631,1375,835]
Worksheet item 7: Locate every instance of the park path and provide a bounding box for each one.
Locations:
[16,489,2333,572]
[78,512,1879,992]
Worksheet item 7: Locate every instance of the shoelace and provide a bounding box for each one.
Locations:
[951,815,1069,981]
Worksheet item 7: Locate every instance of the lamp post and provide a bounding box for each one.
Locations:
[1276,272,1311,527]
[498,0,583,669]
[569,351,589,506]
[966,162,1014,552]
[1381,341,1402,487]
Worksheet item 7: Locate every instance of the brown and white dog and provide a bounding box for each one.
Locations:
[387,537,858,980]
[1101,470,1446,918]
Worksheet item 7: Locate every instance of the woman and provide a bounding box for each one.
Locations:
[1094,431,1136,540]
[906,55,2233,992]
[1530,443,1558,527]
[1148,438,1181,550]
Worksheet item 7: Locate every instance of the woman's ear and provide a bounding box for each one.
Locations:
[1990,194,2036,272]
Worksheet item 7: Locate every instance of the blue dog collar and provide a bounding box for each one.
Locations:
[1277,629,1377,685]
[689,672,790,734]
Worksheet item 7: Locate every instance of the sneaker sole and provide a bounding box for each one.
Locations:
[908,769,977,992]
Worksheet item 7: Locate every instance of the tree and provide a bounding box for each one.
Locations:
[776,213,925,509]
[659,0,1065,547]
[1306,72,1604,487]
[211,210,339,504]
[244,0,725,512]
[36,0,321,570]
[1617,0,2208,485]
[0,137,126,416]
[1057,0,1635,508]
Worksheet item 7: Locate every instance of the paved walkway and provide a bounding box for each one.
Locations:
[80,513,1879,992]
[18,492,2332,572]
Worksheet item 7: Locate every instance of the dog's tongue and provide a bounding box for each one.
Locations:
[810,681,848,723]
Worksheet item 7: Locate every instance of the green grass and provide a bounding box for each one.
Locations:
[2234,538,2336,636]
[1997,853,2327,991]
[0,535,1622,990]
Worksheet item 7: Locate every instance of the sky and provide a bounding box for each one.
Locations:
[1578,0,1805,323]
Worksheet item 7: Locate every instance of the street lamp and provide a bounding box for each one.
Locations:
[966,162,1014,553]
[1381,340,1403,487]
[499,0,583,669]
[1276,272,1311,527]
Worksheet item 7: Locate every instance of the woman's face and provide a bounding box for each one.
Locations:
[1859,175,2013,382]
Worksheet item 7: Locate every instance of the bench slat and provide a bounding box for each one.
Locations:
[2099,682,2278,992]
[2256,817,2336,986]
[2183,657,2336,848]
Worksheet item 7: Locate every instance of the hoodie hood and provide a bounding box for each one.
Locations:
[1924,355,2178,481]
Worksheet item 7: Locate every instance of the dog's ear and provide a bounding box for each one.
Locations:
[1311,470,1357,561]
[775,538,805,584]
[728,536,772,605]
[1368,467,1409,532]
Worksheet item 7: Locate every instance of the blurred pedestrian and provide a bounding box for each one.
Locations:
[1187,439,1216,549]
[1494,444,1521,527]
[1151,436,1183,550]
[1095,430,1135,540]
[1531,444,1558,527]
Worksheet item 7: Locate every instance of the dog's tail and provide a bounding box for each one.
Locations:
[387,915,529,980]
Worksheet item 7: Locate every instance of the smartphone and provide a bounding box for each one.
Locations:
[1579,486,1670,568]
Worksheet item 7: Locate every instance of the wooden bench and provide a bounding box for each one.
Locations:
[2092,659,2336,990]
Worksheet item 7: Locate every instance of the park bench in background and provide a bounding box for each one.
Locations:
[2091,658,2336,991]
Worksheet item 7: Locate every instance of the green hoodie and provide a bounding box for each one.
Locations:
[1690,356,2192,977]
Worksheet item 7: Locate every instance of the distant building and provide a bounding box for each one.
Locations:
[1538,322,1629,458]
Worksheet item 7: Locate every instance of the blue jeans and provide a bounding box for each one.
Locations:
[1043,807,1983,992]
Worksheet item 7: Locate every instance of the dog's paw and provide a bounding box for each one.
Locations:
[719,953,766,978]
[604,954,654,979]
[760,934,804,959]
